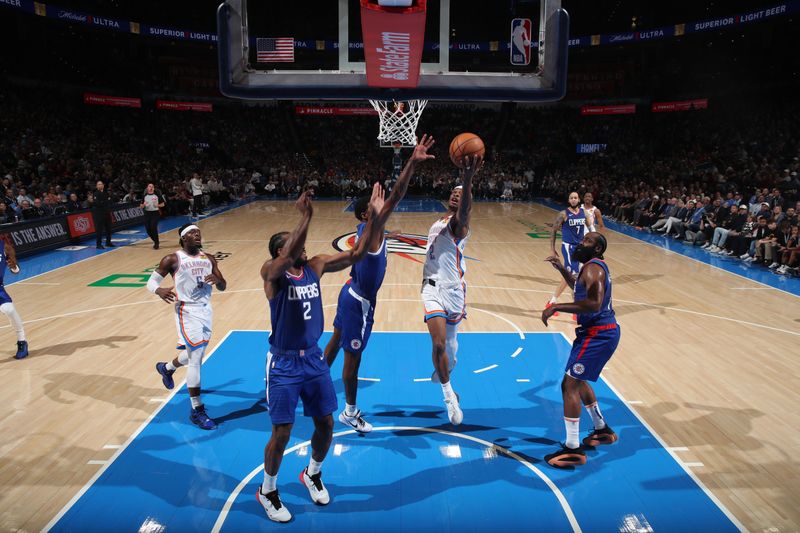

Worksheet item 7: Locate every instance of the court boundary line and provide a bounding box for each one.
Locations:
[535,200,800,300]
[5,284,795,339]
[8,199,257,288]
[42,329,236,532]
[211,425,581,533]
[557,331,746,531]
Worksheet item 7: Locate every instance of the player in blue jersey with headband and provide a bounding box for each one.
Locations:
[256,186,384,523]
[325,134,435,433]
[542,232,621,468]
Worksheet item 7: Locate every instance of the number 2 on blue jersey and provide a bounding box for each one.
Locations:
[303,301,311,321]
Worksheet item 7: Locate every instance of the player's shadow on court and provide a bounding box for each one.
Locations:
[213,399,268,424]
[614,273,663,285]
[41,372,164,408]
[496,273,558,286]
[0,335,138,360]
[612,302,677,318]
[471,302,538,318]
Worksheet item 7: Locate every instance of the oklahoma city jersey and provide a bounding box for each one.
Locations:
[174,249,213,304]
[423,215,468,282]
[582,205,597,232]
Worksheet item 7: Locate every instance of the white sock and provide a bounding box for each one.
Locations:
[0,303,25,342]
[307,458,322,476]
[441,381,455,401]
[165,361,177,372]
[345,403,357,416]
[261,472,277,494]
[548,295,557,304]
[565,417,580,449]
[585,402,606,430]
[190,396,202,409]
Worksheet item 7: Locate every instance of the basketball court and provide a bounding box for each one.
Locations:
[0,0,797,531]
[1,199,798,531]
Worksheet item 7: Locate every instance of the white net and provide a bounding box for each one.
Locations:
[369,99,428,147]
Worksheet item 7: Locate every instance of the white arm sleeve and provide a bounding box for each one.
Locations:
[147,271,164,294]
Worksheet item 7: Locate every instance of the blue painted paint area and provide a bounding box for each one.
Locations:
[8,198,258,286]
[536,199,800,297]
[345,197,447,213]
[51,331,737,532]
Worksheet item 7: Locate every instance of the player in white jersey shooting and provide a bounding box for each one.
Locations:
[148,223,227,430]
[422,155,483,425]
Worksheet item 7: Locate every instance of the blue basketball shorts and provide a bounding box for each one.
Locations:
[562,243,581,275]
[0,286,12,306]
[265,345,337,425]
[332,284,375,355]
[565,323,620,382]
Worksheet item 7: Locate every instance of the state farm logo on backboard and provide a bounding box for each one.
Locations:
[67,213,96,237]
[332,232,428,263]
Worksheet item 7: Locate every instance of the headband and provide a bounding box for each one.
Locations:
[180,225,200,237]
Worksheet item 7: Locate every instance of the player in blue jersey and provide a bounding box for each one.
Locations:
[0,236,28,359]
[546,191,586,318]
[324,134,435,433]
[541,232,621,468]
[257,187,385,523]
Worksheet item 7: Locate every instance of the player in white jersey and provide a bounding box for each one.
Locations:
[148,223,227,430]
[582,192,605,233]
[422,155,483,425]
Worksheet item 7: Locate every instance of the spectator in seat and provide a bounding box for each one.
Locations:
[707,204,739,252]
[66,193,82,212]
[775,225,799,274]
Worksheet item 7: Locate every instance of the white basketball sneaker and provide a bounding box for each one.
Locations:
[339,409,373,433]
[300,468,330,505]
[256,487,292,523]
[445,393,463,425]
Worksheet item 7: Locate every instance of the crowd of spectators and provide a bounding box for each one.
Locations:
[539,101,800,277]
[1,83,797,276]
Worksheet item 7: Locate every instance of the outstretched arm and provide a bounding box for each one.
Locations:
[449,154,483,240]
[371,135,436,243]
[309,183,384,276]
[4,240,19,273]
[264,191,314,285]
[544,255,577,290]
[548,211,565,258]
[542,264,605,326]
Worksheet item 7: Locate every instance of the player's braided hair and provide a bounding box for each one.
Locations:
[269,231,289,259]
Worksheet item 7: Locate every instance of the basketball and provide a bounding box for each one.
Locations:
[449,133,485,167]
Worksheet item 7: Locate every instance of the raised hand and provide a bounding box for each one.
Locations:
[369,182,385,216]
[295,189,314,216]
[411,134,436,163]
[460,154,484,182]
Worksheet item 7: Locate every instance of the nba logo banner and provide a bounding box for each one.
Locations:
[510,18,532,66]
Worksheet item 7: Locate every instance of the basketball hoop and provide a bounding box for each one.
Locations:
[369,99,428,148]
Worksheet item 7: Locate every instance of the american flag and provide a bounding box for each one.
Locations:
[256,38,295,63]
